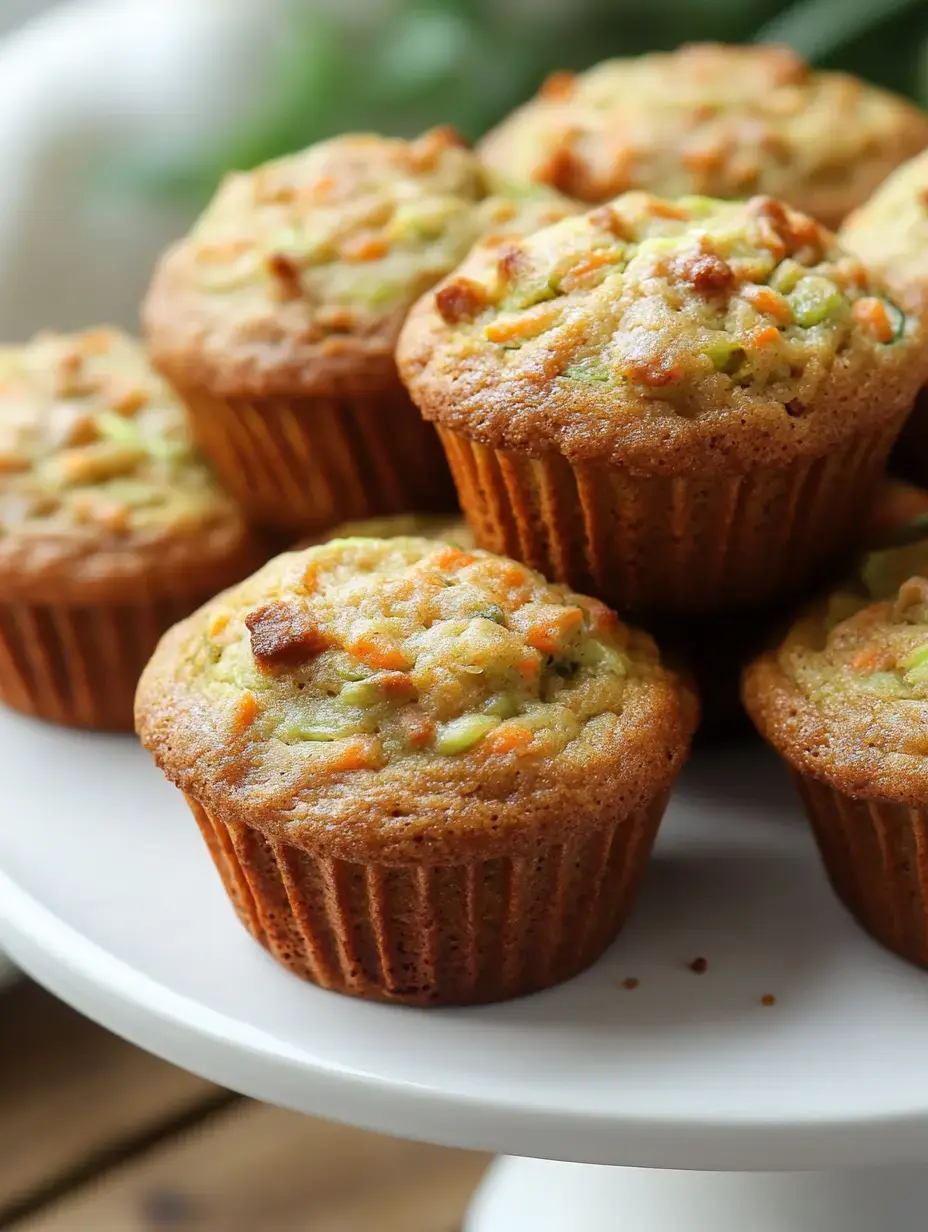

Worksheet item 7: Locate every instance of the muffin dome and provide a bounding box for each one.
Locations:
[398,192,924,473]
[0,328,252,602]
[743,534,928,803]
[137,536,692,859]
[479,44,928,227]
[144,128,578,399]
[840,147,928,301]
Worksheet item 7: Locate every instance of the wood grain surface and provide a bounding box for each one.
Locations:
[0,981,488,1231]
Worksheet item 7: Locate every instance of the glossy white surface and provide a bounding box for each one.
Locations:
[466,1159,928,1231]
[1,708,927,1171]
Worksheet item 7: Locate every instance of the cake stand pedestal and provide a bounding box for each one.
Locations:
[3,712,928,1231]
[466,1160,928,1230]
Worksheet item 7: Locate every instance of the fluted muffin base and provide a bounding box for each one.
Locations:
[795,774,928,969]
[180,386,456,535]
[0,596,203,732]
[439,425,898,615]
[186,792,669,1006]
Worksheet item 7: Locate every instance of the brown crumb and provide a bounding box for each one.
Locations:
[689,957,708,974]
[266,252,304,301]
[761,993,777,1007]
[245,600,330,669]
[435,277,489,324]
[621,977,640,990]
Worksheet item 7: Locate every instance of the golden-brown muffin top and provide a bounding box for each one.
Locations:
[398,193,924,472]
[144,129,578,398]
[0,328,257,601]
[137,537,696,859]
[479,44,928,227]
[840,148,928,303]
[743,532,928,803]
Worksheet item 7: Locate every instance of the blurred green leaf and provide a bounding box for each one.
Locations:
[756,0,924,59]
[120,0,928,207]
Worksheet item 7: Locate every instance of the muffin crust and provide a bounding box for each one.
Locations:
[398,193,924,473]
[743,536,928,804]
[144,129,578,399]
[137,537,696,862]
[0,328,258,603]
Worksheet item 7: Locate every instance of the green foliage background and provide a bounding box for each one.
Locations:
[151,0,928,204]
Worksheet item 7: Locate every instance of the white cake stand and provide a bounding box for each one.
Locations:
[4,710,928,1230]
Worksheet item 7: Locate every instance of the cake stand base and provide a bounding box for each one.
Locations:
[465,1158,928,1231]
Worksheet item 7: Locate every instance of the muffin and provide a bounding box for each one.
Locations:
[299,512,473,550]
[479,43,928,228]
[840,150,928,484]
[136,536,697,1005]
[743,532,928,967]
[0,328,262,730]
[398,192,925,616]
[144,128,578,535]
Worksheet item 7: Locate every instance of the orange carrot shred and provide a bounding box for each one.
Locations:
[347,633,410,672]
[328,736,384,773]
[852,297,895,343]
[433,545,476,571]
[749,324,781,349]
[743,285,793,323]
[233,690,258,735]
[485,725,534,755]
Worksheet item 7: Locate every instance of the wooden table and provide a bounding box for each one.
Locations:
[0,980,489,1230]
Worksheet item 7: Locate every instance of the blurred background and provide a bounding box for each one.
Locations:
[0,0,925,342]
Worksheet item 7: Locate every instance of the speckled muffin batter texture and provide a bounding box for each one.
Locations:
[144,128,578,534]
[840,148,928,303]
[137,536,697,1004]
[0,328,261,730]
[398,192,925,614]
[743,535,928,966]
[840,150,928,487]
[479,43,928,228]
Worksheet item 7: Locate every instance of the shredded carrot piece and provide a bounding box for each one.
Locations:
[347,633,410,672]
[379,672,416,700]
[560,249,621,288]
[748,325,781,349]
[208,613,230,640]
[743,285,793,323]
[232,690,258,735]
[340,233,389,262]
[517,652,541,681]
[525,607,585,654]
[484,302,560,344]
[852,297,894,343]
[328,736,385,773]
[400,712,435,749]
[498,563,528,590]
[302,561,320,593]
[484,724,534,755]
[648,200,690,220]
[851,648,890,673]
[432,545,476,571]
